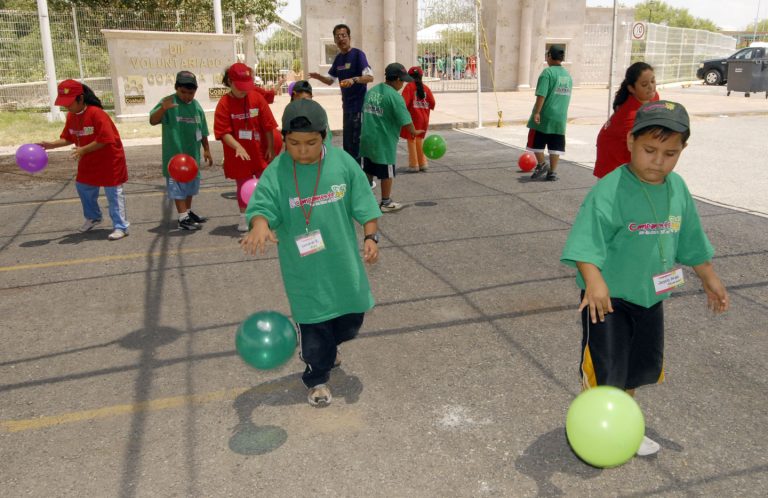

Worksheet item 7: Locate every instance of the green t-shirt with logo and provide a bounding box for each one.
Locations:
[527,65,572,135]
[245,145,382,324]
[151,94,209,178]
[360,83,413,165]
[561,165,714,308]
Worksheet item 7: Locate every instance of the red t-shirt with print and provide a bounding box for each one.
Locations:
[214,90,278,179]
[60,106,128,187]
[399,82,436,139]
[595,92,660,179]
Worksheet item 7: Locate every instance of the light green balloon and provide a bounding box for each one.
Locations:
[236,311,297,370]
[566,386,645,468]
[422,134,447,159]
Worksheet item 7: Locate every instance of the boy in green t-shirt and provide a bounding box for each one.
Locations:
[241,99,382,407]
[561,101,729,456]
[526,45,572,181]
[360,62,421,212]
[150,71,213,231]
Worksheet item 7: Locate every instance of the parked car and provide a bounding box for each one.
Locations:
[697,46,767,85]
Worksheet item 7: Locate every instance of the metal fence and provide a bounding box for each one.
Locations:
[631,24,736,84]
[417,0,478,92]
[581,23,632,87]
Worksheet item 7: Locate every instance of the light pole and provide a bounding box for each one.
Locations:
[648,0,655,24]
[753,0,762,43]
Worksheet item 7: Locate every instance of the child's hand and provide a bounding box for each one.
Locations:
[161,96,178,110]
[579,280,614,324]
[363,239,378,264]
[203,149,213,168]
[240,217,277,256]
[39,141,57,150]
[71,147,87,159]
[234,143,250,161]
[702,275,729,314]
[339,78,354,88]
[533,112,541,125]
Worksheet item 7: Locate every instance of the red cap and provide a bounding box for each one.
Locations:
[55,79,84,106]
[408,66,423,78]
[227,63,255,92]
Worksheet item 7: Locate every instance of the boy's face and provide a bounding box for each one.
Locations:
[627,130,687,185]
[175,86,197,103]
[389,79,405,91]
[285,131,323,165]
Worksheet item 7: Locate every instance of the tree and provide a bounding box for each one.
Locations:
[633,1,719,32]
[745,19,768,33]
[421,0,474,28]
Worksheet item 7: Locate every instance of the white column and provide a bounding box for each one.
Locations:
[37,0,61,121]
[475,0,482,128]
[607,0,619,119]
[383,0,396,63]
[517,0,534,90]
[213,0,223,34]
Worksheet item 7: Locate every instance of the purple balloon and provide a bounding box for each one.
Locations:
[287,81,296,97]
[16,143,48,173]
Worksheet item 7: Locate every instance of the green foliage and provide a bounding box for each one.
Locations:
[421,0,474,28]
[745,18,768,33]
[633,0,719,32]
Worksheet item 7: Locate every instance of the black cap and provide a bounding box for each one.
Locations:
[292,80,313,95]
[282,99,328,133]
[631,100,690,134]
[175,71,198,87]
[547,45,565,61]
[384,62,414,82]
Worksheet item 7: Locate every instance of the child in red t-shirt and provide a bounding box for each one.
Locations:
[213,63,278,232]
[399,66,435,172]
[40,80,130,240]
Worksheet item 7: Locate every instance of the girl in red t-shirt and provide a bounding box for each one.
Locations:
[214,63,278,232]
[40,80,130,240]
[400,66,436,172]
[595,62,659,179]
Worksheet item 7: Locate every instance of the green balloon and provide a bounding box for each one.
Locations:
[565,386,645,468]
[235,311,297,370]
[422,134,447,159]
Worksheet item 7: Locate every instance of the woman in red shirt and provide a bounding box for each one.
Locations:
[400,66,436,172]
[40,80,130,240]
[214,63,278,231]
[594,62,659,179]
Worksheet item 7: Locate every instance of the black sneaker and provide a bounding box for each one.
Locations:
[530,162,549,179]
[188,210,207,223]
[178,216,200,231]
[545,171,558,181]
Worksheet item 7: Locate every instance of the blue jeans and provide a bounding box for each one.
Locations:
[342,111,362,164]
[75,181,130,231]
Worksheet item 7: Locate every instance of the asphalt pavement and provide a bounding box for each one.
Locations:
[1,87,767,496]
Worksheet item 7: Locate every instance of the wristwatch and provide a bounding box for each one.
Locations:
[352,76,359,84]
[364,233,379,243]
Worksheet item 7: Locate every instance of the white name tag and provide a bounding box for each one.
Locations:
[196,128,203,141]
[295,230,325,257]
[238,129,253,140]
[653,268,685,295]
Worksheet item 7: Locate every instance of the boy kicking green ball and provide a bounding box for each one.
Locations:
[561,101,729,456]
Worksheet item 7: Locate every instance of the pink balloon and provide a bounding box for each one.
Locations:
[16,144,48,173]
[240,178,259,205]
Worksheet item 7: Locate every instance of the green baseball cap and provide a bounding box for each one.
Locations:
[281,99,328,133]
[631,100,690,134]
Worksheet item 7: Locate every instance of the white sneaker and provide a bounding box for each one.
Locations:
[237,216,249,232]
[307,384,332,407]
[107,229,128,241]
[79,218,101,232]
[370,180,377,190]
[636,435,661,456]
[380,201,403,213]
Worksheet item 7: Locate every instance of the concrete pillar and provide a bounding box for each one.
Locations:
[517,0,534,90]
[383,0,396,63]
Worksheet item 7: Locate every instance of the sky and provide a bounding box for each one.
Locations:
[279,0,765,31]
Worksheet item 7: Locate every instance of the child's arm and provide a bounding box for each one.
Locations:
[263,129,275,164]
[692,261,729,314]
[240,215,278,256]
[73,141,106,159]
[149,96,177,125]
[221,133,250,160]
[576,262,614,324]
[362,219,379,264]
[201,137,213,167]
[39,139,72,150]
[532,95,545,124]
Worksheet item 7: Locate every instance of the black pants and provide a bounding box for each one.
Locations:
[298,312,364,388]
[342,112,362,164]
[580,292,665,390]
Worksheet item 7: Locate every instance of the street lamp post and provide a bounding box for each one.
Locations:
[648,0,655,24]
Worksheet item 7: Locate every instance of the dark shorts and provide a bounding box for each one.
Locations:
[362,157,396,180]
[526,129,566,155]
[579,292,665,391]
[297,312,365,388]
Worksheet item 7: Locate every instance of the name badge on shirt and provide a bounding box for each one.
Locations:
[295,230,325,257]
[249,108,259,117]
[196,128,202,141]
[653,268,685,295]
[238,129,253,140]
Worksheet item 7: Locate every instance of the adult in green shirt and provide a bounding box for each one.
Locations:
[526,45,572,181]
[359,62,421,212]
[242,99,381,407]
[150,71,212,230]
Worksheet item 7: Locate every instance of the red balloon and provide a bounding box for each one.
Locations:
[168,154,198,183]
[518,152,537,172]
